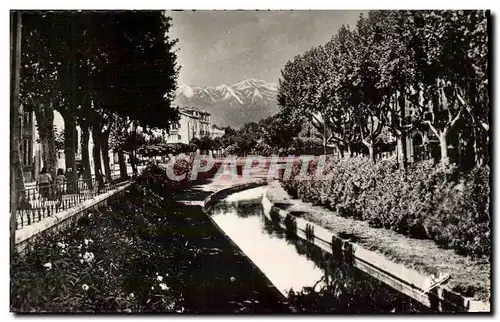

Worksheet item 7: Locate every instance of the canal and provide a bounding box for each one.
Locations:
[207,187,436,313]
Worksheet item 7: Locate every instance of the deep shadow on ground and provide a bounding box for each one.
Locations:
[154,198,291,313]
[136,177,292,313]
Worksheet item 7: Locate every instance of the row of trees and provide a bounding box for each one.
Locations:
[17,10,180,192]
[200,113,327,157]
[278,10,489,169]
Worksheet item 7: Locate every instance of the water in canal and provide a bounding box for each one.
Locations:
[208,187,437,313]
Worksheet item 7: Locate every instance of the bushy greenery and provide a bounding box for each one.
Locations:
[11,186,184,313]
[282,157,490,258]
[11,171,291,313]
[137,161,223,193]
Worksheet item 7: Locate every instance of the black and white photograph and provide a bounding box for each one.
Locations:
[8,6,492,314]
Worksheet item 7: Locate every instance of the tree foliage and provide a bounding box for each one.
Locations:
[19,10,181,182]
[277,10,489,167]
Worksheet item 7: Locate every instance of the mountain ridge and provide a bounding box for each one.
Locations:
[175,78,279,128]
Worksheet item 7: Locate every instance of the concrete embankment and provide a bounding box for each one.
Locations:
[260,184,490,313]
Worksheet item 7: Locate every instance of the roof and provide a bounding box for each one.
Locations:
[180,106,211,116]
[179,111,200,119]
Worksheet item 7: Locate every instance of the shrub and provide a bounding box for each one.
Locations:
[281,157,491,258]
[10,186,183,313]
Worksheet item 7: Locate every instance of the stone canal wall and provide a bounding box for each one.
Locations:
[15,181,133,254]
[261,187,490,313]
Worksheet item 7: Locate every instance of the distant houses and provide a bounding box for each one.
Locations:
[164,107,224,144]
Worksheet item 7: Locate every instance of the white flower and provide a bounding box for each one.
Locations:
[88,213,93,218]
[129,293,135,298]
[43,262,52,270]
[83,252,95,263]
[80,259,84,264]
[230,276,235,282]
[82,284,89,291]
[78,253,82,257]
[57,242,66,249]
[157,275,163,282]
[151,286,154,290]
[159,283,169,291]
[155,272,159,276]
[84,239,93,246]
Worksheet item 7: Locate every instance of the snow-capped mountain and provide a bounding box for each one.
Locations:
[175,78,279,128]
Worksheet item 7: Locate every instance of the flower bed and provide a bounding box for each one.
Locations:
[282,156,490,259]
[11,167,289,313]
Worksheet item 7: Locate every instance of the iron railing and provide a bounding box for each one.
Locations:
[16,172,131,230]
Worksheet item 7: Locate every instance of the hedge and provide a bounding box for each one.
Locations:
[282,156,490,258]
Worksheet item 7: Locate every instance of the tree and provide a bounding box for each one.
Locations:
[259,113,302,152]
[11,11,22,255]
[411,11,489,166]
[199,135,213,155]
[54,127,65,152]
[324,25,362,157]
[349,14,386,162]
[370,11,418,168]
[90,11,180,177]
[20,12,61,181]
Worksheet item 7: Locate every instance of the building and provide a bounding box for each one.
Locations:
[209,124,225,139]
[166,107,212,144]
[19,105,36,182]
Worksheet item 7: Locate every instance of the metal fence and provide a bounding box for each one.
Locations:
[16,172,131,229]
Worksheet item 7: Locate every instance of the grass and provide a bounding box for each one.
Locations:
[266,183,491,303]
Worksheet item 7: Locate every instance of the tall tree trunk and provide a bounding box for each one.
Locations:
[101,131,112,182]
[80,123,93,189]
[118,151,128,179]
[16,105,27,203]
[368,144,375,163]
[130,122,138,176]
[397,89,408,169]
[362,140,376,163]
[473,126,487,168]
[323,123,327,155]
[10,10,21,255]
[130,150,137,176]
[35,103,57,181]
[347,144,353,158]
[339,146,345,159]
[396,135,406,167]
[91,126,103,182]
[438,129,450,165]
[61,111,78,192]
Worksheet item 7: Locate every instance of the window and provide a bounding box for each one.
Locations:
[178,134,181,140]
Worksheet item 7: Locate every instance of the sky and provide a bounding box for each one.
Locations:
[167,10,367,87]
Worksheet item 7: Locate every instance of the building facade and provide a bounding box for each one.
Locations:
[19,106,36,182]
[166,107,212,144]
[209,124,225,139]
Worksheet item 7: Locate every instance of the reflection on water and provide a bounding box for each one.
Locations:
[209,190,437,313]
